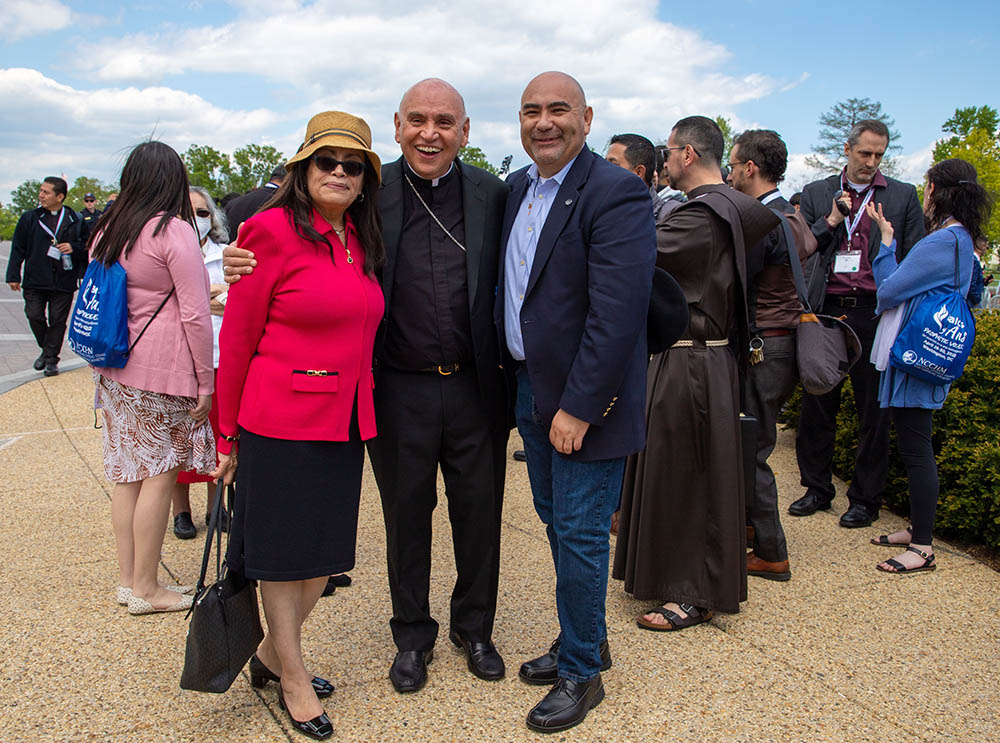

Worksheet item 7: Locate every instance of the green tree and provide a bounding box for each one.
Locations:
[805,98,902,175]
[182,145,232,199]
[65,176,114,212]
[458,145,502,175]
[0,206,20,240]
[715,115,735,165]
[932,105,1000,248]
[227,144,284,195]
[10,179,42,214]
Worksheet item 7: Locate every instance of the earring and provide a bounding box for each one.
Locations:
[356,192,365,202]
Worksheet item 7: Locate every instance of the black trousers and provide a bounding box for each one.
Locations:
[891,407,938,544]
[367,368,507,651]
[23,288,74,364]
[795,300,890,512]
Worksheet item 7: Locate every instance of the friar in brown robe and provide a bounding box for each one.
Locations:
[613,116,778,625]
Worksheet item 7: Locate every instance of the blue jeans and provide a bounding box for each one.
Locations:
[515,368,624,682]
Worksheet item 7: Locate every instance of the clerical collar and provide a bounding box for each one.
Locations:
[404,159,455,187]
[48,208,62,216]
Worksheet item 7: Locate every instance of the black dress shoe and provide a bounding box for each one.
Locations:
[206,507,230,533]
[248,654,334,698]
[839,503,879,528]
[320,579,336,597]
[526,675,605,733]
[389,649,433,693]
[513,450,527,462]
[448,630,505,681]
[787,492,832,516]
[33,354,45,371]
[519,637,611,685]
[173,512,196,540]
[328,573,352,588]
[43,362,59,377]
[277,688,333,740]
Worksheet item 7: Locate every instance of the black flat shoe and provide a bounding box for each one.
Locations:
[787,492,832,516]
[449,630,505,681]
[328,573,352,588]
[526,675,605,733]
[43,362,59,377]
[277,687,332,740]
[206,507,230,533]
[33,354,45,371]
[173,512,196,540]
[839,503,879,528]
[249,654,334,698]
[518,637,611,685]
[389,649,433,693]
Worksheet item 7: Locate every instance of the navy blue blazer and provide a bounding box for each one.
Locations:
[495,147,656,461]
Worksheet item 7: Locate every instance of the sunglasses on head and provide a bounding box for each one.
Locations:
[312,153,365,177]
[195,208,212,218]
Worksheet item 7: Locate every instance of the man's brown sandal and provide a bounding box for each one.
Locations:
[636,602,714,632]
[876,546,936,575]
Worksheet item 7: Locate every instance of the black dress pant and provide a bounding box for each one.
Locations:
[367,368,506,652]
[23,288,74,364]
[795,300,890,512]
[891,407,938,544]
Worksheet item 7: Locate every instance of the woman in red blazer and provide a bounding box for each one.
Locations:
[213,111,385,741]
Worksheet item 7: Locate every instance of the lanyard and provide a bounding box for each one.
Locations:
[842,184,874,249]
[38,208,65,244]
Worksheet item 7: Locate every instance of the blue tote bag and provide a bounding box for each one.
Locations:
[889,232,975,385]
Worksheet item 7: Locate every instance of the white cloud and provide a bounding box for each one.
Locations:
[3,0,72,41]
[895,142,934,185]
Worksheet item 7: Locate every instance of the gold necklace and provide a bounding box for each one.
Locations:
[332,226,353,263]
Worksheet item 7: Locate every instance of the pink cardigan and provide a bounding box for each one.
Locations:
[98,216,214,398]
[216,208,384,454]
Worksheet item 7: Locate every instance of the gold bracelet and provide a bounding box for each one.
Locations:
[221,433,240,442]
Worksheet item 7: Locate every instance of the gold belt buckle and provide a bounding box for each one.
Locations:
[437,364,455,376]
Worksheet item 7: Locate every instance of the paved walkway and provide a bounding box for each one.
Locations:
[1,350,998,741]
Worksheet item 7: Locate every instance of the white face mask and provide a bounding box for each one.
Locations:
[195,216,212,241]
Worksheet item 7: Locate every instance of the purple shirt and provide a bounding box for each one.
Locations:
[826,169,888,296]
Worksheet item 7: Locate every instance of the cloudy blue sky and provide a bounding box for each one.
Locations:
[1,0,997,203]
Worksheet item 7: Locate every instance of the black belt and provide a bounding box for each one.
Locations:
[388,362,466,375]
[825,294,876,309]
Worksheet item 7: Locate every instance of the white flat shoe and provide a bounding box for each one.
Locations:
[127,592,194,615]
[117,584,195,606]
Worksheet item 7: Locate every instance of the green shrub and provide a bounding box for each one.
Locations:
[780,309,1000,546]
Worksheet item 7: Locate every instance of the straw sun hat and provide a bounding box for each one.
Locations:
[285,111,382,184]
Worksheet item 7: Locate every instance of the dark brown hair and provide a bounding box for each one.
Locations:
[925,158,993,243]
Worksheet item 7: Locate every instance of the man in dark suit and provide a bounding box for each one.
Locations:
[224,164,286,235]
[368,79,510,694]
[221,81,510,695]
[791,119,924,527]
[496,71,654,733]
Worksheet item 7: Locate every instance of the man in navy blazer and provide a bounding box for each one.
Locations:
[495,71,655,733]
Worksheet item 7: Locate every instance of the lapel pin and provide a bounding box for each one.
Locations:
[564,199,573,206]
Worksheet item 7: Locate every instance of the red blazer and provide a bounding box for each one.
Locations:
[216,207,384,454]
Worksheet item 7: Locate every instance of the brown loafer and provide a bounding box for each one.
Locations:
[610,510,620,536]
[747,552,791,582]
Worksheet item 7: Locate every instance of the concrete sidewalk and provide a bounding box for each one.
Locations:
[1,367,998,742]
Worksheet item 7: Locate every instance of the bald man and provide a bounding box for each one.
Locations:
[224,80,511,693]
[495,72,655,732]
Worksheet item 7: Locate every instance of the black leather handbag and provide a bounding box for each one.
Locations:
[180,482,263,693]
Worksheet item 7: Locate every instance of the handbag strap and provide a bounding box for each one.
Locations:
[951,229,961,292]
[126,287,175,356]
[769,208,813,314]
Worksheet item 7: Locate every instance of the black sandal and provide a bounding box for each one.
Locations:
[871,526,912,547]
[876,546,937,575]
[636,602,714,632]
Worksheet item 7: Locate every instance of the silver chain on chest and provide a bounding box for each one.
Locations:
[404,174,466,253]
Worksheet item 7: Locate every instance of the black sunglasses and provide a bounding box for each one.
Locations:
[194,208,212,218]
[84,198,96,202]
[312,153,365,177]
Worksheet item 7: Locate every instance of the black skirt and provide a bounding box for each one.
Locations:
[226,423,363,582]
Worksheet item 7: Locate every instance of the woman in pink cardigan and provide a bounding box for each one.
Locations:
[212,111,385,741]
[90,141,215,616]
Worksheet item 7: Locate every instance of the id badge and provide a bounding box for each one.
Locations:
[833,250,862,274]
[47,244,62,260]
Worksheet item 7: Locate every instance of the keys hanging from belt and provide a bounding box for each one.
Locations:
[749,336,764,366]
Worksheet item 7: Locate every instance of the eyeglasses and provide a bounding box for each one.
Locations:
[726,161,747,171]
[665,144,701,158]
[312,154,365,177]
[195,208,212,218]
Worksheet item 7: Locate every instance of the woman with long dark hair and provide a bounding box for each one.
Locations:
[211,111,384,741]
[866,158,993,574]
[90,141,215,614]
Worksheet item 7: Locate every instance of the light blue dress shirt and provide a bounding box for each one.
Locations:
[504,156,578,360]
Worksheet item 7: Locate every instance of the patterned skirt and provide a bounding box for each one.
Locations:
[95,373,216,483]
